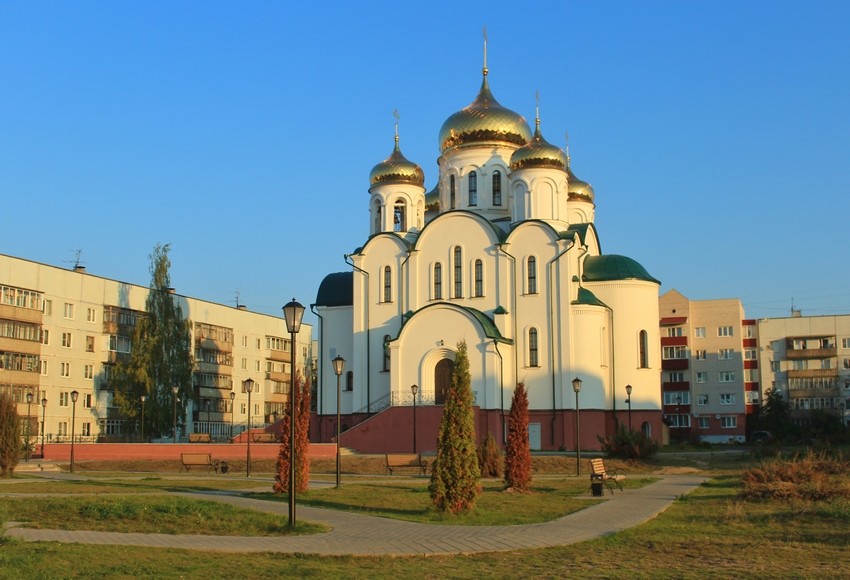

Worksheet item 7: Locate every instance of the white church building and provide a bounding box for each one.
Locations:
[313,60,663,453]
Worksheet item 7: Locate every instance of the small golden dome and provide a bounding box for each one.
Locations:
[509,119,567,171]
[369,138,424,187]
[439,74,531,153]
[567,164,595,202]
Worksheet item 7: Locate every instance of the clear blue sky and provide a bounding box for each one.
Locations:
[2,1,848,323]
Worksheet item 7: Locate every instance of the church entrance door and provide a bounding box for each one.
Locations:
[435,359,453,405]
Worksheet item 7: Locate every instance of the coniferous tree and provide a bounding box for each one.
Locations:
[274,372,311,494]
[505,382,532,491]
[429,340,481,513]
[0,393,21,477]
[113,244,194,439]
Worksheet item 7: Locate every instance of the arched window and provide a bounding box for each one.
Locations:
[527,256,537,294]
[374,201,382,234]
[433,263,443,300]
[393,200,406,232]
[345,371,353,391]
[453,246,463,298]
[639,330,649,368]
[383,266,392,303]
[492,171,502,205]
[474,259,483,297]
[383,334,391,371]
[468,171,477,206]
[450,175,456,209]
[529,328,539,367]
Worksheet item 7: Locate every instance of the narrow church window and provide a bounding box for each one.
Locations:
[383,266,392,302]
[374,202,382,234]
[383,334,391,371]
[453,246,463,298]
[345,371,353,391]
[529,328,539,367]
[474,259,483,297]
[393,200,406,232]
[527,256,537,294]
[468,171,477,206]
[639,330,649,368]
[450,175,456,209]
[492,171,502,205]
[433,263,443,299]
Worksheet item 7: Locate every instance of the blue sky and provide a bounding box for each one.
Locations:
[2,1,849,323]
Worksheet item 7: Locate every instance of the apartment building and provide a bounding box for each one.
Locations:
[0,253,312,443]
[659,290,754,443]
[757,314,850,426]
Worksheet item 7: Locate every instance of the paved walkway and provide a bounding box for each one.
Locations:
[2,474,705,555]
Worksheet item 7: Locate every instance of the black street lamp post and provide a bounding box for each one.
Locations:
[25,392,33,462]
[243,378,255,478]
[283,298,305,529]
[229,391,236,441]
[70,390,79,473]
[40,397,47,457]
[625,384,633,432]
[332,355,345,489]
[172,386,179,443]
[572,377,582,476]
[411,384,418,453]
[140,395,146,442]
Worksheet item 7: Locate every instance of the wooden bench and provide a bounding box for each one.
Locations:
[589,458,626,494]
[253,433,278,443]
[180,452,214,473]
[188,433,211,443]
[385,453,426,476]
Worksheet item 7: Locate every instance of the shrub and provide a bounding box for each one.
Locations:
[273,373,311,494]
[0,393,21,477]
[598,424,659,460]
[477,432,503,478]
[741,449,850,501]
[504,382,532,492]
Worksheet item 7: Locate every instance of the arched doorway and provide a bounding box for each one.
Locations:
[435,358,453,404]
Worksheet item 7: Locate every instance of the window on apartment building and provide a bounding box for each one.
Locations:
[382,266,392,303]
[663,391,690,405]
[639,330,649,368]
[527,256,537,294]
[81,422,91,437]
[698,416,710,429]
[453,246,463,298]
[59,392,69,407]
[84,364,93,380]
[744,326,755,338]
[662,346,687,359]
[694,327,706,338]
[86,336,95,352]
[718,348,734,360]
[62,332,72,348]
[108,335,131,353]
[63,303,74,319]
[492,171,502,205]
[43,299,52,316]
[718,326,733,337]
[83,393,92,408]
[696,372,707,383]
[842,338,850,349]
[694,349,707,360]
[86,308,96,323]
[40,360,48,376]
[433,263,443,299]
[60,362,70,377]
[474,260,484,297]
[255,360,260,372]
[843,358,850,370]
[744,348,757,360]
[697,394,709,405]
[666,327,683,337]
[41,329,49,345]
[664,414,691,428]
[719,371,735,383]
[745,369,759,382]
[667,372,684,382]
[468,171,478,206]
[720,393,736,405]
[58,421,67,436]
[721,416,737,428]
[528,328,539,367]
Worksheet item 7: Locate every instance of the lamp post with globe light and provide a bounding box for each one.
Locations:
[572,377,582,476]
[332,355,345,489]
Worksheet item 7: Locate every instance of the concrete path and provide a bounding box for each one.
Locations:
[2,474,705,555]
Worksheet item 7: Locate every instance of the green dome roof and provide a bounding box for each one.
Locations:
[582,255,659,284]
[315,272,353,307]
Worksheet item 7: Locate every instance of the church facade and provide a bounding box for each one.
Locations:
[313,63,663,452]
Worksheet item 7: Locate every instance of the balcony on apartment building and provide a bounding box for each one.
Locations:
[785,346,837,360]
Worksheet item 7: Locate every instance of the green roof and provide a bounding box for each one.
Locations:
[563,222,592,245]
[314,272,353,307]
[571,287,608,307]
[405,303,512,344]
[582,255,660,284]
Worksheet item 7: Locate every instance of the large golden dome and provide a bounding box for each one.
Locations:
[509,119,567,171]
[567,163,595,202]
[439,73,531,153]
[369,137,424,187]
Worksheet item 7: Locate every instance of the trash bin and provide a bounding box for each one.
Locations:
[219,461,229,474]
[591,481,604,496]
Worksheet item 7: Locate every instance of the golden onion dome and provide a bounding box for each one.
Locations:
[567,163,595,203]
[509,119,567,171]
[369,137,424,188]
[438,73,531,153]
